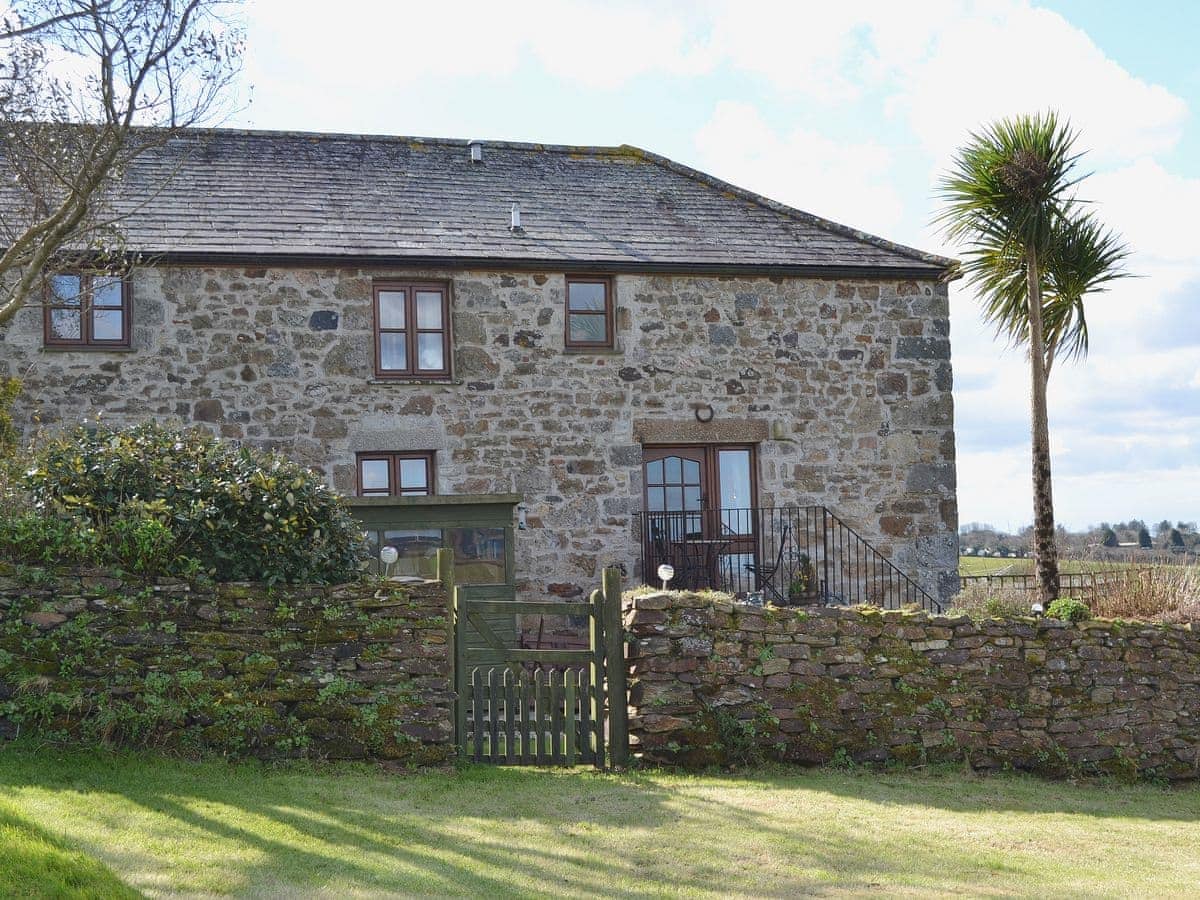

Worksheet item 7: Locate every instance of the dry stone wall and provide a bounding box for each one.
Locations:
[0,568,454,763]
[625,590,1200,779]
[2,265,958,602]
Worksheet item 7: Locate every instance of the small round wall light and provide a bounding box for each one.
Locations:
[694,403,715,423]
[657,564,675,591]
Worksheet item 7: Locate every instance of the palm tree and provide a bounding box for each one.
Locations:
[937,112,1129,604]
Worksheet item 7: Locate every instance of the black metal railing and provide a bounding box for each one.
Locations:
[637,506,941,612]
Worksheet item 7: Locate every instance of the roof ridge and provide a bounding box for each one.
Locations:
[151,125,633,157]
[623,144,956,271]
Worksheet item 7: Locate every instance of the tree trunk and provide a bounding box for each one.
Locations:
[1026,245,1060,604]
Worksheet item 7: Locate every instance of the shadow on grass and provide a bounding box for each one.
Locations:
[0,752,689,897]
[0,747,1198,897]
[0,800,138,899]
[714,763,1200,822]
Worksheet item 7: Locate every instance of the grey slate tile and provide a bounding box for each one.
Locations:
[2,129,954,273]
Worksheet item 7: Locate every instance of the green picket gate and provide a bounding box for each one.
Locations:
[446,561,628,768]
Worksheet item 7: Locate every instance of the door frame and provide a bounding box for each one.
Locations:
[641,443,759,590]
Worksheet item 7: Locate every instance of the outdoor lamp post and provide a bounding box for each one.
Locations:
[379,545,398,578]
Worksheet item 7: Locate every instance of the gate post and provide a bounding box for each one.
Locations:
[589,588,606,769]
[438,548,465,756]
[603,567,629,767]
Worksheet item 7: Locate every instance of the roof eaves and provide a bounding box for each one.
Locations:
[622,144,958,273]
[137,249,954,279]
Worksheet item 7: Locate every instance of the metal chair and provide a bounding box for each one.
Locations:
[744,523,791,603]
[675,539,709,590]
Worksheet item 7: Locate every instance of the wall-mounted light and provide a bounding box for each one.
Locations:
[657,564,675,591]
[694,403,714,423]
[517,502,528,531]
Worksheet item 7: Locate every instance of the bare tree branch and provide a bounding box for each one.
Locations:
[0,0,245,327]
[0,1,113,41]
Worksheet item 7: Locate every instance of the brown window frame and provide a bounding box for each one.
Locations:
[564,274,615,350]
[355,451,437,497]
[372,281,452,379]
[641,444,759,513]
[42,272,132,349]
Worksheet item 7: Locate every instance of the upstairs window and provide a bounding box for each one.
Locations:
[356,451,435,497]
[565,275,614,349]
[43,273,130,348]
[373,282,451,378]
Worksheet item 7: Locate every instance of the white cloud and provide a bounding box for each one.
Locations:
[701,2,882,103]
[244,0,711,92]
[958,445,1200,531]
[883,3,1187,167]
[693,100,905,237]
[527,2,713,89]
[689,1,1187,169]
[1088,159,1200,269]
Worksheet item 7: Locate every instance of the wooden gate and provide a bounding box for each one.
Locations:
[450,565,628,768]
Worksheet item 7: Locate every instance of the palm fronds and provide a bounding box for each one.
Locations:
[936,112,1129,370]
[935,110,1084,255]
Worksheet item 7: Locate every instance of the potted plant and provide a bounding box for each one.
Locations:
[788,553,819,604]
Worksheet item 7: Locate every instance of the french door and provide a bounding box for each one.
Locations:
[643,445,757,590]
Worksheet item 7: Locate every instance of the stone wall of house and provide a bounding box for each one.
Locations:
[0,568,454,763]
[1,265,958,602]
[625,590,1200,779]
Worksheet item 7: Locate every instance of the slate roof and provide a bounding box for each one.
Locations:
[32,129,957,274]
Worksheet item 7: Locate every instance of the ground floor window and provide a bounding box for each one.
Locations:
[356,452,435,497]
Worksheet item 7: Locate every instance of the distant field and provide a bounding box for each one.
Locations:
[959,556,1033,575]
[957,557,1154,576]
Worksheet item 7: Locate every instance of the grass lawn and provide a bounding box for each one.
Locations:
[1,748,1199,897]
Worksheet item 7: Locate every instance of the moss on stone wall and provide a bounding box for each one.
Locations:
[625,590,1200,780]
[0,565,453,764]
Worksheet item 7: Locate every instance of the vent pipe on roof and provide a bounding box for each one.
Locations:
[510,202,522,231]
[468,140,483,163]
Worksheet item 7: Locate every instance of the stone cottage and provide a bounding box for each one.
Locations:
[0,130,959,605]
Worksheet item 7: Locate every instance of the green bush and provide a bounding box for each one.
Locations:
[0,509,102,565]
[1047,597,1092,623]
[4,422,367,583]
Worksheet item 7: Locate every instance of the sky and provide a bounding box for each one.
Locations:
[226,0,1200,532]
